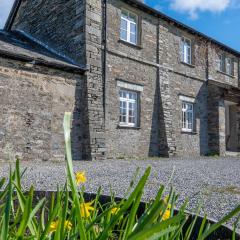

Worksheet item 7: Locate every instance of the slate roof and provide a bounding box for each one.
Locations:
[0,30,87,73]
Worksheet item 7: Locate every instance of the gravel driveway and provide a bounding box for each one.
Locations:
[0,157,240,226]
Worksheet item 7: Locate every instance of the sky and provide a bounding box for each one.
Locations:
[0,0,239,51]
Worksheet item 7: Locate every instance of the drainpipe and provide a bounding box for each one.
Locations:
[102,0,107,121]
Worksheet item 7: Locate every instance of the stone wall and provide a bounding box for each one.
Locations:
[0,57,86,161]
[208,44,239,87]
[8,0,240,159]
[105,0,210,158]
[13,0,106,160]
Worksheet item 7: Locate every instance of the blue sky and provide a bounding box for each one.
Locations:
[0,0,239,51]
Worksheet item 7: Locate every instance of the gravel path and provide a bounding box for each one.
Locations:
[0,157,240,226]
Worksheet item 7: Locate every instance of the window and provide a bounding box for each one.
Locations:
[182,102,194,132]
[119,89,139,127]
[181,38,191,64]
[218,54,234,76]
[226,57,233,76]
[120,9,138,45]
[218,54,225,72]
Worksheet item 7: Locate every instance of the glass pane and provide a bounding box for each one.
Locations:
[187,104,193,111]
[121,10,128,19]
[185,39,191,47]
[130,33,137,44]
[182,112,186,129]
[121,19,127,30]
[120,29,127,41]
[129,110,133,117]
[130,23,136,34]
[119,91,123,98]
[129,13,137,22]
[129,116,135,123]
[129,93,132,100]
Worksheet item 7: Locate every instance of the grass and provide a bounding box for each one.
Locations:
[0,112,239,239]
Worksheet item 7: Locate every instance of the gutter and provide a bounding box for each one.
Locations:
[4,0,22,31]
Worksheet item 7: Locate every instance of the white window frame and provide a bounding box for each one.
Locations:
[181,37,192,65]
[119,89,139,127]
[120,9,138,45]
[182,101,194,132]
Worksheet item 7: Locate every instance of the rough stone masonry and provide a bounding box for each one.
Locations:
[0,0,239,161]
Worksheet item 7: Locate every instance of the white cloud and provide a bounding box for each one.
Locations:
[170,0,231,19]
[0,0,15,29]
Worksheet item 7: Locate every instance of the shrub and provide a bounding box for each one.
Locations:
[0,112,239,239]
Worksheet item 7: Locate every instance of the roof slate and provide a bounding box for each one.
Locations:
[0,30,87,73]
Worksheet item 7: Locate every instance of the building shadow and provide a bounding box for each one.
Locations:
[196,82,210,155]
[71,76,92,160]
[148,72,169,157]
[206,84,221,155]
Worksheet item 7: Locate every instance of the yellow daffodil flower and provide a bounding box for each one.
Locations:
[50,220,59,233]
[64,220,73,231]
[111,207,120,215]
[80,201,95,218]
[49,220,72,233]
[162,209,171,221]
[75,171,86,185]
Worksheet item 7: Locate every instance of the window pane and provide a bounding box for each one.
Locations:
[129,13,137,22]
[129,116,135,123]
[120,29,127,41]
[121,19,127,30]
[130,23,136,34]
[130,33,137,44]
[121,10,128,19]
[185,39,191,47]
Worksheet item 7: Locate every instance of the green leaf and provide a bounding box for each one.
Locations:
[97,167,151,240]
[0,168,13,240]
[63,112,87,240]
[200,204,240,239]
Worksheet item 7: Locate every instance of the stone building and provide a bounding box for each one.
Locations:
[0,0,239,161]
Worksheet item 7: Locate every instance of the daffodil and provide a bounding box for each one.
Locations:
[80,201,95,218]
[111,207,120,215]
[162,209,171,221]
[64,220,73,231]
[49,220,72,233]
[50,220,59,233]
[75,171,86,185]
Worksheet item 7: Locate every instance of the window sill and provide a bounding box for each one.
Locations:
[181,131,198,135]
[217,70,235,78]
[118,39,142,49]
[118,125,141,130]
[181,61,195,68]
